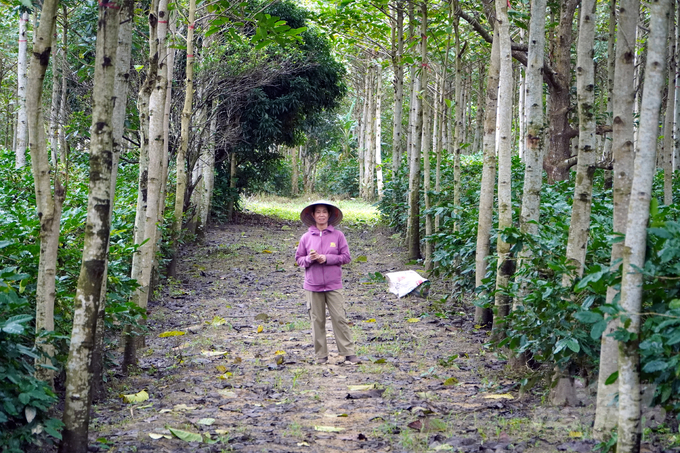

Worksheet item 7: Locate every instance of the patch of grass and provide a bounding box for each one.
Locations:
[243,195,381,226]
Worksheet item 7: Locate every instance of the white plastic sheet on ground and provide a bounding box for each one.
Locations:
[385,270,428,298]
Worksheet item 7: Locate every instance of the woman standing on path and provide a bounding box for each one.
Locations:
[295,201,360,365]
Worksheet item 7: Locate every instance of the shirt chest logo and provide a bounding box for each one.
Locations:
[330,242,336,248]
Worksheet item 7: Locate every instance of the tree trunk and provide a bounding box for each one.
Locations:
[124,0,167,372]
[423,87,433,271]
[364,63,375,199]
[15,11,28,169]
[27,0,62,386]
[593,0,639,438]
[375,67,384,199]
[49,18,61,167]
[453,13,462,212]
[617,2,670,451]
[662,3,675,206]
[358,74,368,196]
[543,0,579,183]
[602,0,616,190]
[515,0,546,332]
[674,1,680,172]
[563,0,597,282]
[198,101,217,235]
[169,0,197,277]
[92,0,133,402]
[407,1,427,261]
[59,2,120,450]
[291,147,299,196]
[391,0,405,180]
[474,29,499,326]
[492,0,514,340]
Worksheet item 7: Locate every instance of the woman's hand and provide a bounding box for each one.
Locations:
[309,250,326,264]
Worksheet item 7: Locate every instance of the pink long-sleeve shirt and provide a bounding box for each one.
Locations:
[295,225,351,291]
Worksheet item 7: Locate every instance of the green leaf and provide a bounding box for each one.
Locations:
[566,338,580,353]
[666,331,680,346]
[642,360,668,373]
[355,255,368,262]
[574,311,603,324]
[604,371,618,385]
[669,299,680,310]
[169,427,203,442]
[590,320,607,340]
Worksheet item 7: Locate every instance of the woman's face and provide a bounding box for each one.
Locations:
[313,206,329,227]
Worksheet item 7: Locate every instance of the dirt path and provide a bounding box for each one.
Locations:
[91,214,599,453]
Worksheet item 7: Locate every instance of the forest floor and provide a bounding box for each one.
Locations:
[88,213,671,453]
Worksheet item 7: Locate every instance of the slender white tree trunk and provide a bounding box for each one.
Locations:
[169,0,197,275]
[136,0,169,308]
[617,2,670,451]
[391,0,404,180]
[518,0,546,280]
[453,15,462,212]
[92,0,133,401]
[408,1,427,261]
[15,11,28,169]
[423,87,433,270]
[291,147,299,196]
[662,3,675,206]
[594,0,639,438]
[375,67,384,199]
[674,1,680,172]
[474,30,499,326]
[49,18,60,167]
[59,1,120,450]
[27,0,62,386]
[198,102,217,234]
[124,0,167,371]
[564,0,597,282]
[492,0,514,339]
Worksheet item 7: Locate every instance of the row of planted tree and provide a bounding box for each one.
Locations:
[0,0,346,451]
[2,0,680,452]
[306,0,680,451]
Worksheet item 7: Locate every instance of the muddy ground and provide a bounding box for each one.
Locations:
[89,213,669,453]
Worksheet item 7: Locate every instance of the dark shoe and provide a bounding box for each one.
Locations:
[316,357,328,364]
[344,355,361,364]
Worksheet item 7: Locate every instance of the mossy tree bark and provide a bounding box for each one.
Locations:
[617,1,670,451]
[593,0,639,438]
[59,1,120,450]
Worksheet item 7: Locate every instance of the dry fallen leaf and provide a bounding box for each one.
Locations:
[159,330,186,337]
[173,404,197,411]
[201,350,229,357]
[149,433,172,440]
[569,431,583,438]
[406,318,420,323]
[314,426,345,432]
[206,315,227,326]
[217,389,238,398]
[482,393,514,400]
[122,390,149,404]
[197,418,216,425]
[364,318,377,323]
[347,384,375,391]
[274,350,285,355]
[257,325,264,333]
[216,365,227,373]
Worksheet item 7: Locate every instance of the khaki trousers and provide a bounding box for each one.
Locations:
[306,290,355,359]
